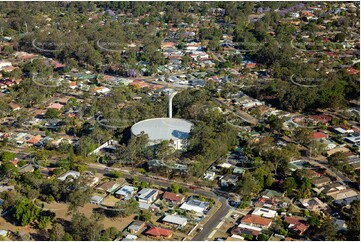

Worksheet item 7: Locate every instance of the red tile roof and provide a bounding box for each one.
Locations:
[241,214,272,227]
[347,68,359,75]
[310,131,328,140]
[146,227,173,237]
[162,192,185,202]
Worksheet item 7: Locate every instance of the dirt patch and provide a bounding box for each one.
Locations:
[46,202,135,231]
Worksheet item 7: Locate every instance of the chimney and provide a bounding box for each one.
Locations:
[168,90,177,118]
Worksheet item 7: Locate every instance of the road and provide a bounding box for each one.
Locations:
[86,163,232,240]
[213,98,258,125]
[192,197,231,241]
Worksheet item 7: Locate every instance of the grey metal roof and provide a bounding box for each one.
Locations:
[163,215,188,225]
[131,118,193,142]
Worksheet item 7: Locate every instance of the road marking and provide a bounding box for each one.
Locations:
[216,221,224,229]
[208,230,217,239]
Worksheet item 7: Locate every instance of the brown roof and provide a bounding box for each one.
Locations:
[241,214,272,227]
[162,192,185,202]
[284,217,308,234]
[96,181,120,191]
[145,227,172,237]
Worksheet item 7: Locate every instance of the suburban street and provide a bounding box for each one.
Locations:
[86,163,232,240]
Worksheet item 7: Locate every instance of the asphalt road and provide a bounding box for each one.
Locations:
[192,197,231,241]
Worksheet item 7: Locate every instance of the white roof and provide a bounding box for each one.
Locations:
[0,230,8,236]
[57,171,80,181]
[180,199,208,213]
[163,215,188,225]
[131,118,192,142]
[91,195,104,203]
[252,207,277,218]
[238,223,262,232]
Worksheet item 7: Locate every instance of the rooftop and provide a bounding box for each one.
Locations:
[131,118,193,142]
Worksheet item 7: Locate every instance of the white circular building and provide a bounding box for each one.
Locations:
[131,117,193,150]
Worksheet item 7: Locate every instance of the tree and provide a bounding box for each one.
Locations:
[48,223,65,241]
[292,127,312,146]
[45,108,61,119]
[0,162,18,179]
[170,183,180,193]
[109,170,122,178]
[67,178,93,212]
[257,234,269,241]
[334,32,346,42]
[328,152,348,169]
[283,177,297,196]
[13,197,40,226]
[318,217,339,240]
[156,140,175,163]
[267,114,283,133]
[112,198,139,217]
[0,151,16,162]
[346,200,360,241]
[308,140,326,157]
[139,209,151,221]
[237,171,262,196]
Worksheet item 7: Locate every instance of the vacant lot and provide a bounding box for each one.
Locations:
[43,202,135,230]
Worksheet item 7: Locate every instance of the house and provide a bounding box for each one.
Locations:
[311,176,332,187]
[137,188,159,204]
[162,192,185,204]
[27,135,42,145]
[333,125,354,134]
[261,189,284,199]
[310,131,328,140]
[251,207,277,218]
[145,226,173,239]
[219,174,238,187]
[298,197,329,213]
[115,185,137,200]
[232,224,261,237]
[46,103,64,110]
[204,171,216,181]
[161,42,175,49]
[162,214,188,227]
[90,195,104,205]
[9,102,21,111]
[96,181,122,194]
[334,219,348,231]
[254,197,278,209]
[18,164,35,173]
[0,60,12,70]
[138,202,159,211]
[330,189,358,201]
[283,217,308,235]
[121,234,138,241]
[180,198,209,214]
[0,230,9,238]
[93,86,111,94]
[127,220,145,234]
[0,185,15,192]
[240,214,273,229]
[314,182,347,196]
[57,171,80,182]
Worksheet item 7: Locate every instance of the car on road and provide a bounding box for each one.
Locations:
[197,227,203,232]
